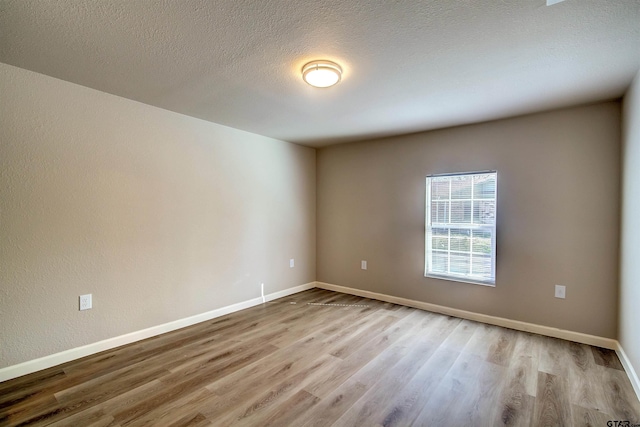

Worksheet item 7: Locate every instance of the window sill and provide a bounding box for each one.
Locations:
[425,273,496,287]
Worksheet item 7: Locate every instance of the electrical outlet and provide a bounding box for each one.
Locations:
[289,258,295,268]
[361,260,367,270]
[79,294,92,310]
[554,285,566,299]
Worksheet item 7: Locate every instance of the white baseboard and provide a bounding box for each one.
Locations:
[616,344,640,401]
[0,282,315,383]
[314,281,618,350]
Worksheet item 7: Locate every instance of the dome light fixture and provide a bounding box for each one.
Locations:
[302,60,342,88]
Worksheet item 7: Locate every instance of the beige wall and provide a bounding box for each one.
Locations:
[620,70,640,377]
[317,102,621,338]
[0,63,316,368]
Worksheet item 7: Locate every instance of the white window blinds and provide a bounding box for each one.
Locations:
[425,171,497,286]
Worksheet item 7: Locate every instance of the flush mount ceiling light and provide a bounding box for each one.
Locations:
[302,60,342,88]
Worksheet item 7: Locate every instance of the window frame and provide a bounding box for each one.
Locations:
[424,170,497,287]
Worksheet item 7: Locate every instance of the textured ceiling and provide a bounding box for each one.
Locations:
[1,0,639,147]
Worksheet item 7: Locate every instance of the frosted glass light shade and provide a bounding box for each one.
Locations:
[302,60,342,88]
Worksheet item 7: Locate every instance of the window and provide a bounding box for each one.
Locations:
[425,171,497,286]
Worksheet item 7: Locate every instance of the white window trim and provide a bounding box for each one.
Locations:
[424,171,497,286]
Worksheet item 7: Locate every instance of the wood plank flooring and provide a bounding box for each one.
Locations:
[1,288,639,426]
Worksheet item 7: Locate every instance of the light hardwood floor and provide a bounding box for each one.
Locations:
[1,288,639,426]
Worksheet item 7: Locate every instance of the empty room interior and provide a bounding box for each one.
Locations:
[1,0,640,425]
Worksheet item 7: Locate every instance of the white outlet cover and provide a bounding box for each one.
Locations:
[361,260,367,270]
[554,285,566,299]
[80,294,92,310]
[289,258,294,268]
